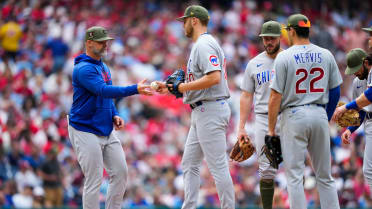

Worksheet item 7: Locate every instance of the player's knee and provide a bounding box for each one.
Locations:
[181,159,201,175]
[260,170,276,180]
[315,174,334,187]
[259,163,277,179]
[85,173,103,191]
[114,164,128,182]
[182,165,200,176]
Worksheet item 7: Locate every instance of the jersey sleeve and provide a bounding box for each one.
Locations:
[196,43,222,74]
[269,52,286,94]
[240,63,255,93]
[367,70,372,87]
[352,78,359,100]
[328,51,343,89]
[77,65,138,98]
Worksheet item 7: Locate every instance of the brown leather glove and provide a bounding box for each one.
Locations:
[230,135,255,162]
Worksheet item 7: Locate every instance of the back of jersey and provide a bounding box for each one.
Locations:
[270,44,342,111]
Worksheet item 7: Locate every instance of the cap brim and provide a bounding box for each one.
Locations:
[345,63,362,75]
[94,37,114,41]
[176,16,188,22]
[362,27,372,32]
[259,34,281,37]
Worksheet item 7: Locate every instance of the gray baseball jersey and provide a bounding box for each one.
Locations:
[183,33,230,104]
[352,71,372,195]
[270,43,341,209]
[270,44,343,111]
[365,69,372,112]
[241,51,276,113]
[352,77,367,100]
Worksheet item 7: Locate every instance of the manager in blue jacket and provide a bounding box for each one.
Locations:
[67,26,153,209]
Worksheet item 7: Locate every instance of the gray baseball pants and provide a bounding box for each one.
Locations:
[254,113,280,179]
[181,100,235,209]
[363,120,372,191]
[68,122,128,209]
[280,105,339,209]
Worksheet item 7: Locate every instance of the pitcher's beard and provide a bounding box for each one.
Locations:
[265,44,280,55]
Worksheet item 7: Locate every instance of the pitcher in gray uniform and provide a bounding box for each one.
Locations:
[341,49,372,190]
[157,5,234,209]
[237,20,282,209]
[267,14,342,209]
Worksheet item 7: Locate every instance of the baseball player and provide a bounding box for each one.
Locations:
[237,20,282,209]
[156,5,234,209]
[362,26,372,50]
[68,26,153,209]
[267,14,342,209]
[337,49,372,189]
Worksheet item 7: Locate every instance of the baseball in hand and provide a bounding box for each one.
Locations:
[151,81,159,90]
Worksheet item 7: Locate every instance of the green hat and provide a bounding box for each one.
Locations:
[85,26,114,42]
[259,21,282,37]
[362,26,372,33]
[176,5,210,22]
[285,14,311,29]
[345,48,368,75]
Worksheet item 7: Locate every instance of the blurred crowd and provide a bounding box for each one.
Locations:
[0,0,371,208]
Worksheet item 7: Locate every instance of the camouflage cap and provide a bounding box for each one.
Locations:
[85,26,114,42]
[362,26,372,33]
[259,21,282,37]
[345,48,368,75]
[176,5,210,22]
[285,14,311,29]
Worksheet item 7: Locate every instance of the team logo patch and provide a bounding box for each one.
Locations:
[209,55,219,66]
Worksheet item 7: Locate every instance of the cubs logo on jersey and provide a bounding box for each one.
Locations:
[209,55,219,66]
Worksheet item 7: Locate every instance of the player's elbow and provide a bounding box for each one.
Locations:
[207,71,221,85]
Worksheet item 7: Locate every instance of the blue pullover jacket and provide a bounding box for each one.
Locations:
[69,54,138,136]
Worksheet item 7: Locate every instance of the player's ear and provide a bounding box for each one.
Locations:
[363,59,369,68]
[192,17,198,26]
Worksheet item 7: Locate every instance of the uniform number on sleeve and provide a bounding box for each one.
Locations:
[295,67,324,94]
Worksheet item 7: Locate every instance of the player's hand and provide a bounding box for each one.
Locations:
[267,130,275,137]
[113,116,125,130]
[137,79,153,96]
[155,81,170,94]
[332,105,347,122]
[237,129,249,144]
[341,129,352,144]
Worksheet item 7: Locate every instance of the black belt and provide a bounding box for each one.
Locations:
[190,101,203,109]
[190,99,225,109]
[288,104,325,109]
[366,112,372,120]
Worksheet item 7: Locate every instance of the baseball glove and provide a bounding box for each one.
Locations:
[166,69,185,98]
[230,135,255,162]
[336,102,360,127]
[261,135,283,169]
